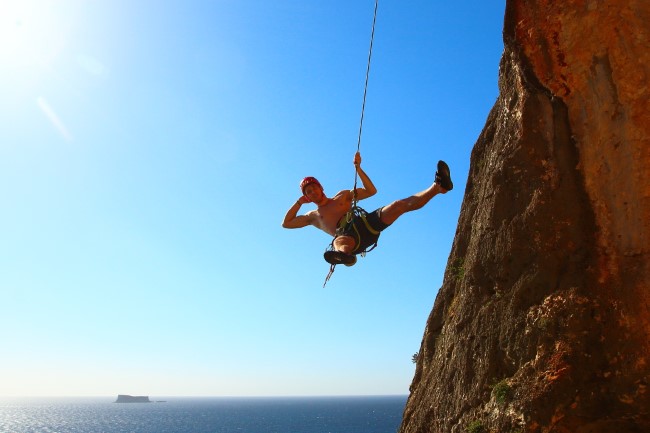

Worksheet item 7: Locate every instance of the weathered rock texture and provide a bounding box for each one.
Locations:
[400,1,649,432]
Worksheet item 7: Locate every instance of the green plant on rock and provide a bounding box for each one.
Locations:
[492,379,512,405]
[467,420,485,433]
[536,317,552,330]
[450,258,465,282]
[411,352,419,364]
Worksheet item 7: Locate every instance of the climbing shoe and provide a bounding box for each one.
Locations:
[435,160,453,191]
[324,250,357,267]
[344,255,357,267]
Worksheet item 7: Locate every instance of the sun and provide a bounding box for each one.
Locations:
[0,0,66,70]
[1,0,75,140]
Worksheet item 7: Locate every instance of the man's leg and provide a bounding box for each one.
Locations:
[326,236,357,266]
[333,235,355,254]
[380,161,452,226]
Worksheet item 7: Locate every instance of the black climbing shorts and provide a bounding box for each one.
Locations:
[340,207,390,254]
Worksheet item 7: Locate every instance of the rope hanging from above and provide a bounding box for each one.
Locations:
[352,0,379,209]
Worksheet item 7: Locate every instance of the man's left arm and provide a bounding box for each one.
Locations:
[352,152,377,200]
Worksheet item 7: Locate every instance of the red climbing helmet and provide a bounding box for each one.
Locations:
[300,176,323,195]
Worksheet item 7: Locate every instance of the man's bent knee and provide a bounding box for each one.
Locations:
[333,235,356,254]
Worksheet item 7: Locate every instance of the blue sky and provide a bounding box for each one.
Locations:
[1,0,504,397]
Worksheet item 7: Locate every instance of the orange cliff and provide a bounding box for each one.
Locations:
[400,1,649,432]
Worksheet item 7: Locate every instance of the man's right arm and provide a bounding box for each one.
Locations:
[282,199,312,229]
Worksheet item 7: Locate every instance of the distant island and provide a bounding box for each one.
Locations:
[115,394,151,403]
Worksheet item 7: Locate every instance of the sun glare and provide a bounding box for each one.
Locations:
[0,0,66,70]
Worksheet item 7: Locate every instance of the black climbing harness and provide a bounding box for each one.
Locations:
[335,206,381,255]
[324,0,380,287]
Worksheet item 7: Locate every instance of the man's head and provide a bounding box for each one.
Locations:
[300,176,324,202]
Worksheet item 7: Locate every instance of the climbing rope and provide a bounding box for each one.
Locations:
[352,0,379,209]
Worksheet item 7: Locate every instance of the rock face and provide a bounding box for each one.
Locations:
[400,1,649,432]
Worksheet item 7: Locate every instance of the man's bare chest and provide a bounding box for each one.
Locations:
[314,197,351,232]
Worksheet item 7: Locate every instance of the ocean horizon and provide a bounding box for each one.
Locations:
[0,395,407,433]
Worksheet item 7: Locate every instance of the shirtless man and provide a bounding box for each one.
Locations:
[282,152,453,266]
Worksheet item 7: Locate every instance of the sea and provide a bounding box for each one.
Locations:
[0,396,406,433]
